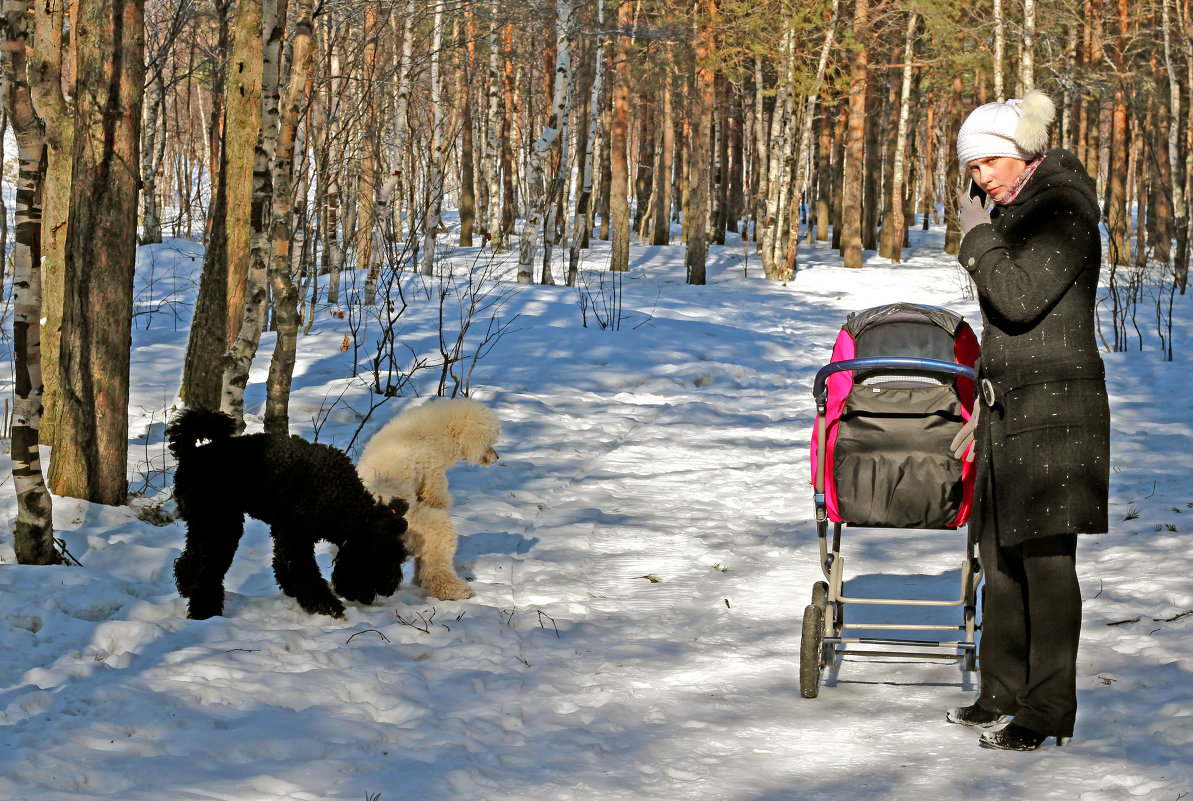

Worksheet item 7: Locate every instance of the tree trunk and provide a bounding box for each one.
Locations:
[651,75,674,246]
[49,0,145,505]
[500,22,517,246]
[223,0,264,345]
[485,0,503,248]
[840,0,868,268]
[29,0,72,445]
[2,0,61,563]
[139,74,164,244]
[780,0,839,279]
[262,0,315,435]
[221,0,284,429]
[569,0,603,282]
[993,0,1005,100]
[421,0,446,276]
[608,0,634,272]
[1163,0,1189,288]
[685,0,716,286]
[880,10,916,264]
[459,6,477,248]
[944,76,964,254]
[1021,0,1036,92]
[356,4,380,300]
[1105,0,1130,266]
[181,0,235,409]
[517,0,574,283]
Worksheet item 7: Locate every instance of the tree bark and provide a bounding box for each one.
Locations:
[262,0,315,435]
[840,0,868,268]
[221,0,284,429]
[223,0,264,345]
[28,0,72,445]
[685,0,716,286]
[421,0,446,276]
[879,10,916,264]
[570,0,603,282]
[2,0,62,563]
[516,0,574,283]
[609,0,634,273]
[651,74,674,246]
[48,0,145,505]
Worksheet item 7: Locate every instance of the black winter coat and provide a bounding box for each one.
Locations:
[958,148,1110,546]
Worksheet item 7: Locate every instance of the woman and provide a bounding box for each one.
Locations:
[946,90,1110,751]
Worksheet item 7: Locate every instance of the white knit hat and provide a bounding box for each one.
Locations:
[956,90,1056,167]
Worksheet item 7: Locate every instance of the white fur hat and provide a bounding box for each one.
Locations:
[956,90,1056,167]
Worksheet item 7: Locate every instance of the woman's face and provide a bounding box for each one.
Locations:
[968,156,1028,202]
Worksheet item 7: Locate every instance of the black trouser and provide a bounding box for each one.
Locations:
[977,527,1081,738]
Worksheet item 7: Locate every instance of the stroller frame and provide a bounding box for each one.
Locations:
[801,356,982,699]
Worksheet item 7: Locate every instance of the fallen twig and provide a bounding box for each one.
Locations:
[347,628,391,644]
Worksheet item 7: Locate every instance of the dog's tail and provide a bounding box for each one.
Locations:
[165,407,237,461]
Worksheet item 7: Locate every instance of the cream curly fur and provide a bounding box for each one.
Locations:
[356,398,500,600]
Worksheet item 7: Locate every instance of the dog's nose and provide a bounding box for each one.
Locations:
[483,447,499,465]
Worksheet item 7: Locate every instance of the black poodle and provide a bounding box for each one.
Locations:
[167,408,409,620]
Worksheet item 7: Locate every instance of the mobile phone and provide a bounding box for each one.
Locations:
[967,178,987,205]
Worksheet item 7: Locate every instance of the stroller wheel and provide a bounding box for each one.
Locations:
[800,603,825,698]
[811,581,829,610]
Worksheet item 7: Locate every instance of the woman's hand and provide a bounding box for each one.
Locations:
[951,404,980,462]
[958,191,992,237]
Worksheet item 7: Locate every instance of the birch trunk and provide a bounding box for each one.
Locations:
[420,0,445,276]
[221,0,285,429]
[760,30,794,277]
[538,6,575,287]
[878,10,916,265]
[1021,0,1035,92]
[1,0,61,563]
[262,0,315,435]
[753,57,769,249]
[485,0,503,249]
[524,0,575,285]
[569,0,603,283]
[993,0,1005,101]
[356,4,380,302]
[780,0,839,280]
[139,75,164,244]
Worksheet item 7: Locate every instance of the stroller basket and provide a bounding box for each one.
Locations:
[801,303,981,698]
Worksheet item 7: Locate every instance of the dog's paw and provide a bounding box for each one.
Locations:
[423,573,475,601]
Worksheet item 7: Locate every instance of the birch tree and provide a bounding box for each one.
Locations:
[517,0,575,284]
[2,0,61,564]
[262,0,316,435]
[421,0,446,276]
[780,0,839,280]
[221,0,287,428]
[485,0,504,250]
[569,0,603,284]
[878,9,916,264]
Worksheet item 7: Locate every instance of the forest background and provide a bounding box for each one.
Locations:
[1,0,1191,566]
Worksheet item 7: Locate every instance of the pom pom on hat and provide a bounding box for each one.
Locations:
[957,90,1055,166]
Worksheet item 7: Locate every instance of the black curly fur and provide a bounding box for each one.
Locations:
[168,407,410,620]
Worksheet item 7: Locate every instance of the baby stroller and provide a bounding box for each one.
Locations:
[801,302,981,699]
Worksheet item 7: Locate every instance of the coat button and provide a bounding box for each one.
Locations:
[967,257,976,266]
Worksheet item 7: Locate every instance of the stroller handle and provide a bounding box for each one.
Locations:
[813,358,977,401]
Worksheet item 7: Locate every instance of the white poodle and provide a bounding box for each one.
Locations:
[356,397,500,600]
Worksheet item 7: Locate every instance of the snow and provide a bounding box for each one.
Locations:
[2,222,1192,801]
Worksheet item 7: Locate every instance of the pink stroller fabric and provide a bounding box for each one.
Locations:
[810,304,979,528]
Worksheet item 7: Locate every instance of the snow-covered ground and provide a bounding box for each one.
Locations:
[1,222,1191,801]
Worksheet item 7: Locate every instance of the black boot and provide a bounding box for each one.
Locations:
[979,722,1068,751]
[946,703,1010,729]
